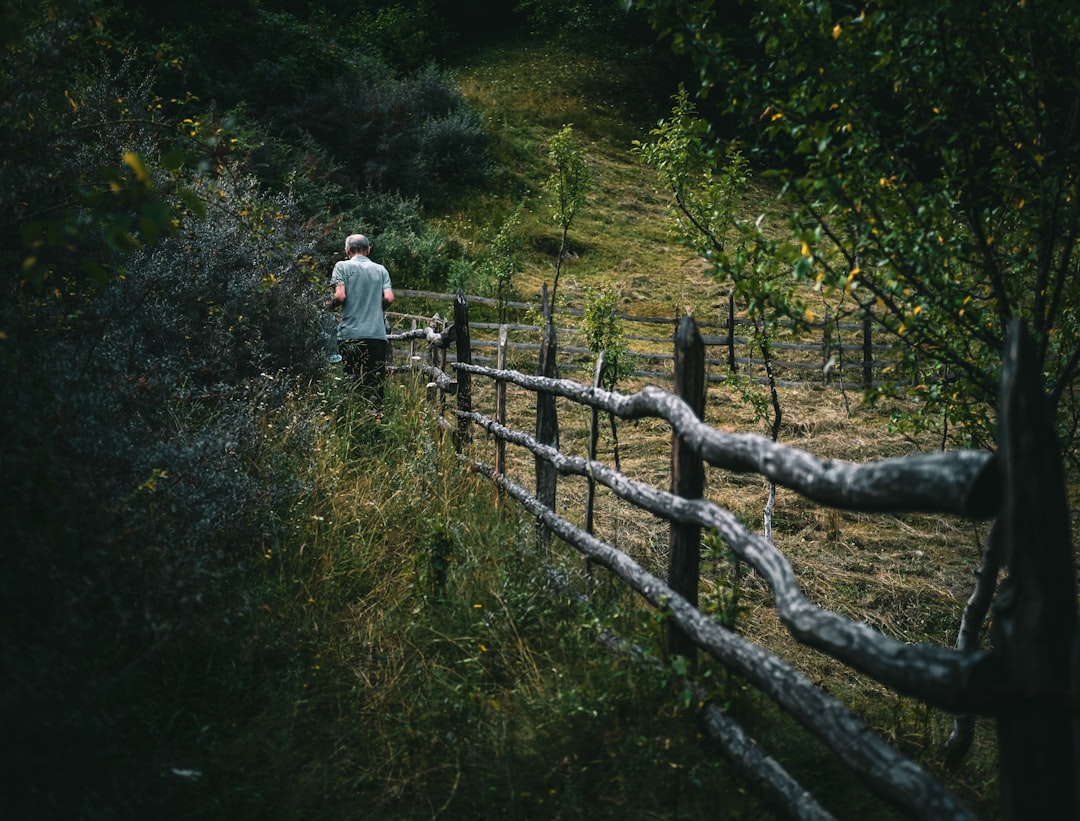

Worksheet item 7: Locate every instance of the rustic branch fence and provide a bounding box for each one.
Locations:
[389,288,900,389]
[386,292,1077,821]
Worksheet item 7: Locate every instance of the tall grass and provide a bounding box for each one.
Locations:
[139,374,777,820]
[121,366,998,820]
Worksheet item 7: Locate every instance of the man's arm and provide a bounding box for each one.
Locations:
[382,288,394,310]
[324,282,345,310]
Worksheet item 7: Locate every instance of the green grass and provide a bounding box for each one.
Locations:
[144,378,793,820]
[440,36,744,321]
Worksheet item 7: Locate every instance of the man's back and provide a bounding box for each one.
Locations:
[333,255,391,340]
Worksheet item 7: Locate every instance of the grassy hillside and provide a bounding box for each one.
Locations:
[435,37,737,319]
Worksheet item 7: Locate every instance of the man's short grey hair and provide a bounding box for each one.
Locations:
[346,233,371,252]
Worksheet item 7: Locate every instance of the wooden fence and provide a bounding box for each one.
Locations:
[387,292,1077,820]
[388,288,901,390]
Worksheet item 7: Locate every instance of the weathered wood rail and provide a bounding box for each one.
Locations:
[389,288,901,389]
[388,293,1077,821]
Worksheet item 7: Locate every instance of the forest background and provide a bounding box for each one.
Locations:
[2,0,1078,818]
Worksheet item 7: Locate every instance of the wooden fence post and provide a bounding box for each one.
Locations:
[992,320,1077,820]
[535,283,559,553]
[862,312,873,389]
[668,314,706,664]
[822,307,832,385]
[583,351,607,585]
[585,351,606,537]
[727,290,737,373]
[427,314,448,420]
[453,291,472,450]
[494,324,508,507]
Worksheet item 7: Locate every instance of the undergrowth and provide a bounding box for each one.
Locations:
[132,371,976,820]
[136,376,790,820]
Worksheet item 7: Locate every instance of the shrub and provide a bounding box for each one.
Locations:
[151,6,491,211]
[0,16,332,814]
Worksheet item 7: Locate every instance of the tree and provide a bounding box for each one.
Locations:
[545,123,591,307]
[479,202,526,325]
[581,283,636,471]
[635,0,1080,458]
[635,88,798,536]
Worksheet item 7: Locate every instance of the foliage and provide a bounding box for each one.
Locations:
[476,201,527,324]
[0,12,203,297]
[4,183,322,598]
[634,87,802,317]
[701,532,748,634]
[581,283,636,470]
[110,0,491,210]
[544,123,592,305]
[0,10,330,816]
[581,283,635,391]
[515,0,659,55]
[636,0,1080,457]
[364,0,444,73]
[308,186,467,294]
[635,89,795,442]
[633,87,749,269]
[446,255,476,294]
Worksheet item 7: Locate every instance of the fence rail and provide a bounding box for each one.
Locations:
[389,289,904,389]
[386,293,1077,820]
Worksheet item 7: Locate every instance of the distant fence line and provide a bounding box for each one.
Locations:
[389,288,902,389]
[386,291,1077,821]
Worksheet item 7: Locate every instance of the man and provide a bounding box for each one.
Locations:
[327,233,394,406]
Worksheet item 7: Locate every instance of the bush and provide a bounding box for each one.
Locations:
[146,7,490,211]
[0,15,334,814]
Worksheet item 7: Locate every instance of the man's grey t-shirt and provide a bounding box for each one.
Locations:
[331,255,391,340]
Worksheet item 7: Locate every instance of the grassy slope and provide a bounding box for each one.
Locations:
[438,37,727,318]
[427,35,1006,816]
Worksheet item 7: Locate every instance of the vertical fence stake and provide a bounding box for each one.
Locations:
[727,290,737,373]
[453,291,472,451]
[992,320,1077,820]
[584,351,606,585]
[494,324,508,507]
[427,314,448,425]
[668,314,706,665]
[585,351,606,537]
[822,306,832,385]
[862,312,873,389]
[535,283,559,554]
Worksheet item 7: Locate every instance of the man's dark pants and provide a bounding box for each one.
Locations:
[339,338,389,407]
